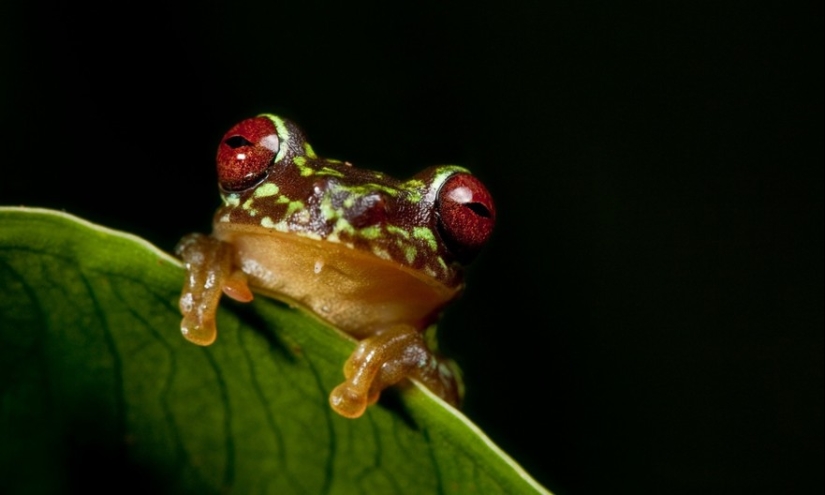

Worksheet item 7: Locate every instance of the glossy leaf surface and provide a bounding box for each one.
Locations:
[0,207,550,495]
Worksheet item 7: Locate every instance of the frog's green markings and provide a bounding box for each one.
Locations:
[413,227,438,251]
[263,113,292,163]
[283,200,305,218]
[422,165,471,204]
[293,209,311,225]
[404,245,418,264]
[424,267,439,279]
[404,179,426,190]
[223,194,241,207]
[387,225,410,239]
[401,179,426,203]
[319,196,339,222]
[437,257,449,272]
[405,190,424,203]
[293,156,314,177]
[260,216,276,229]
[254,183,279,198]
[358,226,382,240]
[319,167,345,178]
[303,142,317,158]
[372,246,392,261]
[332,218,355,237]
[359,183,400,197]
[242,198,257,216]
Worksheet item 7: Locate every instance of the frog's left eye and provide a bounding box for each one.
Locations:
[436,173,496,262]
[217,117,280,191]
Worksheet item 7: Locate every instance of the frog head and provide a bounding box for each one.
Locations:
[213,114,495,288]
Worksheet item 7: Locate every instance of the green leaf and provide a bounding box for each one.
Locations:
[0,207,550,495]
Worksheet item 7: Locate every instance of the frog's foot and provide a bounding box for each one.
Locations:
[176,233,252,346]
[329,325,460,418]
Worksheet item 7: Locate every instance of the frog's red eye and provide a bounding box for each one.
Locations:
[217,116,280,191]
[436,173,496,262]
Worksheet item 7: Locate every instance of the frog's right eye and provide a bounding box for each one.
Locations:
[436,172,496,263]
[217,116,280,191]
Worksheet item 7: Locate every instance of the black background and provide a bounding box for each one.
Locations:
[1,1,822,494]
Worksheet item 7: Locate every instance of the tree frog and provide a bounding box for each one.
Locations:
[176,114,495,418]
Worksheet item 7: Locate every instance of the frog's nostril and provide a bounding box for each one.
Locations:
[225,136,254,149]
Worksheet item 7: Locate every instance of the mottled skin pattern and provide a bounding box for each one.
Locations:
[176,114,495,418]
[216,116,467,288]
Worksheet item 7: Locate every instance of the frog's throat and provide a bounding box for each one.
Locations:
[213,225,463,337]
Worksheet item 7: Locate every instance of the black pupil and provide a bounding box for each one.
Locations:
[225,136,254,149]
[466,202,491,218]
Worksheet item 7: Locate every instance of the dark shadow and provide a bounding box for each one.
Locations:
[378,384,420,432]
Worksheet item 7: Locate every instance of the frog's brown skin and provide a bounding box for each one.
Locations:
[176,114,495,418]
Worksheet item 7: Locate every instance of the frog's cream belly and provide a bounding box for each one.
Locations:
[214,227,461,338]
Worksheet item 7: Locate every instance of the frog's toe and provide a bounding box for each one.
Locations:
[180,314,217,346]
[222,270,253,302]
[329,383,369,418]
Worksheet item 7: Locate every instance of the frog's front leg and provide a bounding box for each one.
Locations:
[176,233,253,346]
[329,325,461,418]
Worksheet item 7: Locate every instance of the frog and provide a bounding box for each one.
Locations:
[176,113,495,418]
